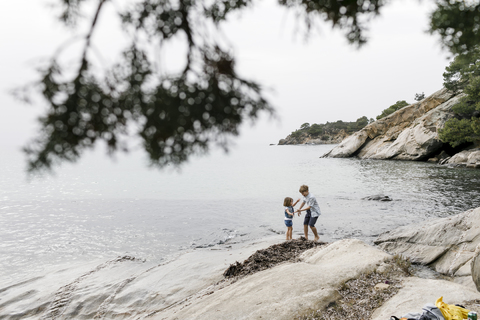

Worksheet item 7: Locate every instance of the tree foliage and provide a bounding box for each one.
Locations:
[439,118,477,147]
[443,47,480,93]
[414,92,425,101]
[439,47,480,147]
[429,1,480,55]
[376,100,409,120]
[18,0,480,172]
[300,122,311,130]
[289,116,370,139]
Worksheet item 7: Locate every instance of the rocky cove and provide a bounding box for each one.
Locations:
[321,88,480,168]
[3,89,480,319]
[281,88,480,168]
[1,206,480,319]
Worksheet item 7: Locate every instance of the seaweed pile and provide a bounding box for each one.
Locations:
[297,258,410,320]
[223,238,327,278]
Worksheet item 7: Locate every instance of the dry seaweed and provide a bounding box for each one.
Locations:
[296,260,410,320]
[223,237,326,278]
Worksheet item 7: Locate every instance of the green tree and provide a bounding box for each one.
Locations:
[443,47,480,93]
[355,116,369,129]
[439,48,480,147]
[290,130,302,138]
[439,118,476,147]
[300,123,311,130]
[18,0,480,172]
[376,100,410,120]
[307,124,324,136]
[414,92,425,101]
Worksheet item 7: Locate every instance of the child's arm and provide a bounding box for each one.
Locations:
[297,206,311,213]
[292,199,300,207]
[296,201,305,215]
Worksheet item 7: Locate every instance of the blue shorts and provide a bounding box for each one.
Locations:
[284,220,293,227]
[303,210,318,227]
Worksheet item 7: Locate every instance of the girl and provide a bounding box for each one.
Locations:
[283,197,299,240]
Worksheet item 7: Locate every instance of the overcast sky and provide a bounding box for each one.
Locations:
[0,0,451,153]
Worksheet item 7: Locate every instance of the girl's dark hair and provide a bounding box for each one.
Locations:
[283,197,293,206]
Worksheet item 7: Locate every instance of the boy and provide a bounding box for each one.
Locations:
[296,185,321,241]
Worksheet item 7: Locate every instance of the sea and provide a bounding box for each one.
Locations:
[2,143,480,288]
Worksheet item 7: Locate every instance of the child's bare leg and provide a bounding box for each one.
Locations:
[286,228,289,240]
[289,227,293,240]
[286,227,291,240]
[311,226,320,241]
[303,224,309,240]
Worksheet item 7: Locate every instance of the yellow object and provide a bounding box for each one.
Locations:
[435,296,470,320]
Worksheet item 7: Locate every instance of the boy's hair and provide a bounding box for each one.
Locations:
[299,185,309,193]
[283,197,293,206]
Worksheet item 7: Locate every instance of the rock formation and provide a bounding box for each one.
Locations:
[371,277,480,320]
[443,148,480,168]
[278,130,349,145]
[157,239,392,319]
[375,207,480,290]
[472,244,480,292]
[323,89,463,161]
[0,237,282,320]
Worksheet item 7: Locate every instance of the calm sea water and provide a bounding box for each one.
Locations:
[2,143,480,286]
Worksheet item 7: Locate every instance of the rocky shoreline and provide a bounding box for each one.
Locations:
[2,208,479,319]
[155,208,480,320]
[319,88,480,169]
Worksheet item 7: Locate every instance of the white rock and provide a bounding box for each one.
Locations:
[375,208,480,279]
[323,89,461,160]
[156,239,391,320]
[472,244,480,292]
[0,237,283,320]
[375,283,390,290]
[371,277,480,320]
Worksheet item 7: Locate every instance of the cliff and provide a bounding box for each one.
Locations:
[323,88,460,160]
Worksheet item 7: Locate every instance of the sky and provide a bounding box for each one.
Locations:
[0,0,451,154]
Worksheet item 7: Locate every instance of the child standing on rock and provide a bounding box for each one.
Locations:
[296,185,321,241]
[283,197,299,240]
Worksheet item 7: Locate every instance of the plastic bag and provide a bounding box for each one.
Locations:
[435,297,470,320]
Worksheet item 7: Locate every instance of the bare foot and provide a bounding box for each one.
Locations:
[314,236,320,242]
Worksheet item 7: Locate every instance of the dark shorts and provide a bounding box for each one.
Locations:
[284,220,293,227]
[303,210,318,227]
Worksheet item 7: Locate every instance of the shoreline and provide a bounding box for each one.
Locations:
[2,208,480,319]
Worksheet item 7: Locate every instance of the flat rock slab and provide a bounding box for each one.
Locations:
[0,237,283,320]
[375,207,480,281]
[156,239,391,320]
[371,277,480,320]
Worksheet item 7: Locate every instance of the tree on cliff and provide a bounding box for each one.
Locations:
[289,117,370,139]
[439,47,480,147]
[376,100,409,120]
[414,92,425,101]
[18,0,480,172]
